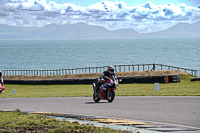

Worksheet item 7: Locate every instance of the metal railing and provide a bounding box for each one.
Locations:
[2,64,199,77]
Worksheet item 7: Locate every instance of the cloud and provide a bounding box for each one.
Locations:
[0,0,200,33]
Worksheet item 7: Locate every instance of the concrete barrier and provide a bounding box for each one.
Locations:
[4,75,180,85]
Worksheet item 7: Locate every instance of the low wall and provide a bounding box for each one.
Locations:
[4,75,180,85]
[119,75,180,84]
[191,77,200,81]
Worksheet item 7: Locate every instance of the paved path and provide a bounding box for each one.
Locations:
[0,96,200,128]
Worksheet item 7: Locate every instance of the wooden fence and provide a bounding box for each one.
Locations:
[2,64,199,77]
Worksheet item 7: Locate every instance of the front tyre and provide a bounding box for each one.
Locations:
[107,89,115,103]
[93,93,100,103]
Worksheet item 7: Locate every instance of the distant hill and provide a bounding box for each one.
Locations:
[0,22,199,40]
[142,22,200,38]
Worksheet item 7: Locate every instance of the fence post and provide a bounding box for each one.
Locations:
[194,70,197,77]
[143,64,144,71]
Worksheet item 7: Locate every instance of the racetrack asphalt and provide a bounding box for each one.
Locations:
[0,96,200,128]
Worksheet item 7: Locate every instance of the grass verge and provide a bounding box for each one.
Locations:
[1,75,200,98]
[0,111,127,133]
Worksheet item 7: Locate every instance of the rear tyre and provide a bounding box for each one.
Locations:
[93,93,100,103]
[107,89,115,103]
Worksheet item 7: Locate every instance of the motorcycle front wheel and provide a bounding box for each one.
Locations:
[93,93,100,103]
[107,89,115,103]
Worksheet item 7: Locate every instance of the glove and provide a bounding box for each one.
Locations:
[104,76,108,80]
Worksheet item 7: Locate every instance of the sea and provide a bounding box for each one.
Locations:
[0,38,200,73]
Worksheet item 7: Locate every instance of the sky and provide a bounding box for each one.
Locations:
[47,0,200,7]
[0,0,200,33]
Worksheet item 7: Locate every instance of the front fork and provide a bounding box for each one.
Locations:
[92,83,96,93]
[107,88,114,100]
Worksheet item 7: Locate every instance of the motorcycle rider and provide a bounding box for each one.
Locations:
[0,70,5,90]
[95,66,116,95]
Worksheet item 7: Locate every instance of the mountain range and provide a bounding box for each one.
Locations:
[0,22,199,40]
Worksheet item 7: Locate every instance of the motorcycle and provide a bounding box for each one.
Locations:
[0,83,5,94]
[92,75,119,103]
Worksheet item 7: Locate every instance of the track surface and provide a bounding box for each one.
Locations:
[0,96,200,128]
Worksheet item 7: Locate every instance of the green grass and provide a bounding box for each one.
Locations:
[118,75,200,96]
[1,75,200,98]
[0,111,127,133]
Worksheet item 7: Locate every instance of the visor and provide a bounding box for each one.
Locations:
[109,69,114,72]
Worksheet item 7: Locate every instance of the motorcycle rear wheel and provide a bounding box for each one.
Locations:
[93,93,100,103]
[107,89,115,103]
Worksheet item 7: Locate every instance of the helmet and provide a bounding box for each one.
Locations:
[107,66,114,74]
